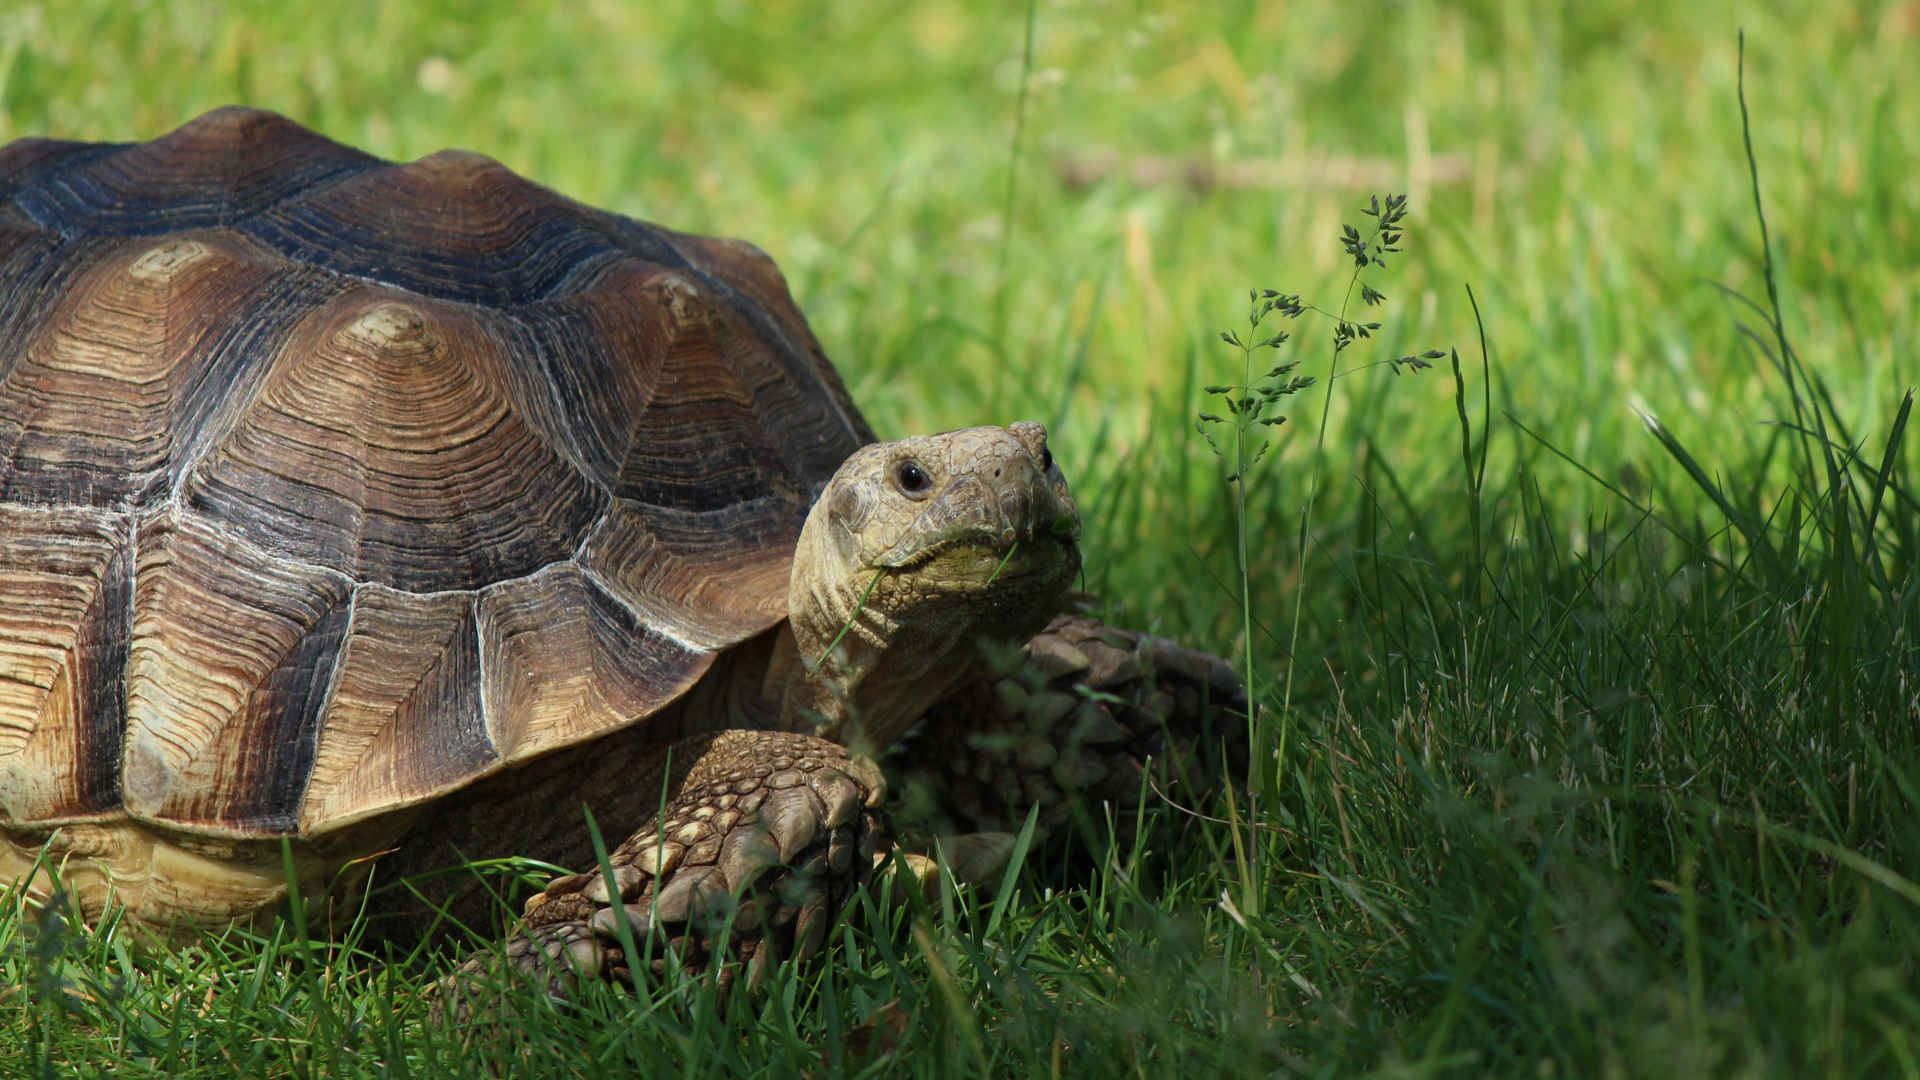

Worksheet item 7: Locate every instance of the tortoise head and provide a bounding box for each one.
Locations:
[782,422,1080,748]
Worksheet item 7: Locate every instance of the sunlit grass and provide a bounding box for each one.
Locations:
[2,1,1916,1076]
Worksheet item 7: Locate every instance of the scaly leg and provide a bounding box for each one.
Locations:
[434,729,885,1022]
[893,613,1248,847]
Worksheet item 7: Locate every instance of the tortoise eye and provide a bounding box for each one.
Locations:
[1040,443,1053,471]
[893,459,932,497]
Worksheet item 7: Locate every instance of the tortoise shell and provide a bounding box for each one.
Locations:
[0,107,871,844]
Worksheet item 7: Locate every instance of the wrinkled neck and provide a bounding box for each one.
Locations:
[770,565,978,757]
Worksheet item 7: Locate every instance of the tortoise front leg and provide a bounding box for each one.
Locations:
[435,730,885,1021]
[894,613,1249,845]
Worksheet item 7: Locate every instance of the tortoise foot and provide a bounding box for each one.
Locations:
[433,731,885,1024]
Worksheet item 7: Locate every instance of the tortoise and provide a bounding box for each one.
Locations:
[0,107,1242,998]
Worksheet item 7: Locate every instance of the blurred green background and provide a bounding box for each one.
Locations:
[5,6,1918,1073]
[3,0,1913,638]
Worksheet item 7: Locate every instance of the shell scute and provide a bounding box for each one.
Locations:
[0,505,130,824]
[298,585,489,833]
[122,507,354,834]
[0,231,294,510]
[178,285,608,592]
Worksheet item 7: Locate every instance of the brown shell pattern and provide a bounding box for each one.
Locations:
[0,108,871,840]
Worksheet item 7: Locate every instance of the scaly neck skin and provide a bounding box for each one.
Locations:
[766,533,981,757]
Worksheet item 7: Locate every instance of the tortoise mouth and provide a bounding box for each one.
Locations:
[874,509,1081,570]
[985,534,1080,583]
[877,531,1079,588]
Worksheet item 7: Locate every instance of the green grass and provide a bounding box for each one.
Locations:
[3,1,1918,1075]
